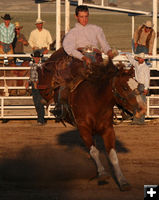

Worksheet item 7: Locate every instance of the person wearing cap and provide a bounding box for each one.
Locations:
[133,20,155,55]
[12,22,29,54]
[63,5,114,66]
[0,14,15,63]
[28,19,53,54]
[25,50,46,125]
[127,53,150,125]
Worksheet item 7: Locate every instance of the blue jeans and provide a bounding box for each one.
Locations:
[132,40,149,54]
[135,45,148,54]
[133,93,146,124]
[31,83,45,123]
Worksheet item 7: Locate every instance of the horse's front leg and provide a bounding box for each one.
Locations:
[102,126,131,191]
[89,145,110,183]
[78,124,110,182]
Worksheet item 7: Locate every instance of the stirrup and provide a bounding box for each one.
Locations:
[50,104,63,118]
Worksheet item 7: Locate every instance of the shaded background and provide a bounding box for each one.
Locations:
[0,0,159,52]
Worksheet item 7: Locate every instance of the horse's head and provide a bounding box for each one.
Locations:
[112,67,146,119]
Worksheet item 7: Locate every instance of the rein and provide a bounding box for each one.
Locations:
[112,76,127,105]
[112,76,139,106]
[42,60,57,66]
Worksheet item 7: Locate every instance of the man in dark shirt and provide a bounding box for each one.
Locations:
[12,22,28,54]
[25,50,46,125]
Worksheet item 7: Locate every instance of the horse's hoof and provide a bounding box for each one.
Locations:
[98,172,110,185]
[120,183,131,191]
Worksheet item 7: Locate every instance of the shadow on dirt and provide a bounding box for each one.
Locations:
[0,143,96,199]
[0,128,129,199]
[58,129,129,153]
[0,129,129,182]
[0,144,95,183]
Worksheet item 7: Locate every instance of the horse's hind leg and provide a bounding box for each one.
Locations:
[102,127,131,191]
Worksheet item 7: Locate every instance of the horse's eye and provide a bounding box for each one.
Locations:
[123,86,128,91]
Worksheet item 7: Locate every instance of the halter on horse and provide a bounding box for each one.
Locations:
[38,49,146,191]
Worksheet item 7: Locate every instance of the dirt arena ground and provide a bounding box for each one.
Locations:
[0,119,158,200]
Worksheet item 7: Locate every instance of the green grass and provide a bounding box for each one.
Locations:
[1,11,158,53]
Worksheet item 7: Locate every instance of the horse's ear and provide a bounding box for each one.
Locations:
[116,61,125,70]
[127,66,135,77]
[117,62,126,74]
[106,59,118,74]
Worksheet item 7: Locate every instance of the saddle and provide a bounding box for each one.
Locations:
[38,47,104,122]
[78,47,103,63]
[50,49,92,91]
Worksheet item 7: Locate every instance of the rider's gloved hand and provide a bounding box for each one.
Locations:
[82,56,91,65]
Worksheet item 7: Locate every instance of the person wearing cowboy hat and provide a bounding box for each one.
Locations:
[0,14,15,63]
[126,53,150,125]
[28,18,53,54]
[25,50,46,126]
[133,20,155,55]
[12,22,29,55]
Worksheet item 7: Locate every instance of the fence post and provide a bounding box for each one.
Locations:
[56,0,61,50]
[152,0,158,69]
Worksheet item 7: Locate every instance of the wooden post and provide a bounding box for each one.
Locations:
[152,0,157,68]
[65,0,70,34]
[56,0,61,50]
[38,3,41,19]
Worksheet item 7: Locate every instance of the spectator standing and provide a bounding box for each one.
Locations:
[12,22,29,54]
[127,53,150,125]
[28,19,53,54]
[25,50,46,126]
[0,14,15,63]
[63,5,114,66]
[133,20,155,55]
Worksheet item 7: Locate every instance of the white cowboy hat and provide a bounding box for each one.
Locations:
[35,19,45,24]
[136,53,145,59]
[15,21,23,29]
[144,20,153,28]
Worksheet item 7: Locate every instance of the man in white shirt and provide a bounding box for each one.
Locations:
[28,19,53,54]
[63,5,114,65]
[127,52,150,125]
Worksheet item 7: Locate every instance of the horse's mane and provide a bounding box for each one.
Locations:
[87,59,119,83]
[41,48,131,93]
[48,47,67,63]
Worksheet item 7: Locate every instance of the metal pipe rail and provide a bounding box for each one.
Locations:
[0,96,55,119]
[0,57,159,119]
[0,65,158,89]
[0,54,51,58]
[0,77,29,80]
[0,67,31,70]
[0,96,159,119]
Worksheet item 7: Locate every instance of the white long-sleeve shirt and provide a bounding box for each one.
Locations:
[29,28,53,50]
[63,23,111,60]
[127,54,150,89]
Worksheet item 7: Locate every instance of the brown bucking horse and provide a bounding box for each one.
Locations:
[38,48,146,191]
